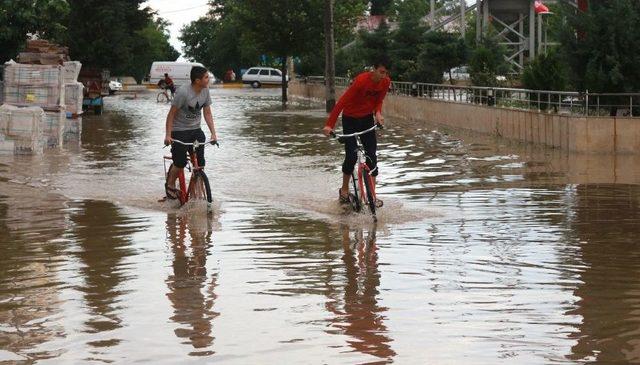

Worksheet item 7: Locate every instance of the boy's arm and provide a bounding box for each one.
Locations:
[374,79,390,125]
[323,77,363,134]
[203,105,217,141]
[164,106,178,145]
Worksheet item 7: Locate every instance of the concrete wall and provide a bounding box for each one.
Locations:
[290,82,640,154]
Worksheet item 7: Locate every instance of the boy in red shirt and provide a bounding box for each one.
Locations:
[322,60,391,207]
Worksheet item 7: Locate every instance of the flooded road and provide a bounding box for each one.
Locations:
[2,88,640,364]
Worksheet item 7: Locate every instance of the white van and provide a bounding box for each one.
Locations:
[149,61,215,87]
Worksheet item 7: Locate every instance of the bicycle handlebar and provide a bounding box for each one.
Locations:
[167,139,219,148]
[329,123,383,140]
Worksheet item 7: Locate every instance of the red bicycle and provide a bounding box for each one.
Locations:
[163,139,218,210]
[331,123,383,221]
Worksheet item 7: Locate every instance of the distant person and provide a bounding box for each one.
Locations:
[163,66,218,200]
[230,70,236,82]
[322,59,391,207]
[163,73,176,97]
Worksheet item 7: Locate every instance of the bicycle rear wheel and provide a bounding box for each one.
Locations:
[157,91,169,103]
[188,170,212,204]
[360,169,376,219]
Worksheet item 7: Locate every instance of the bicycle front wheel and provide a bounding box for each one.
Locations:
[360,169,376,219]
[188,170,212,204]
[157,92,169,103]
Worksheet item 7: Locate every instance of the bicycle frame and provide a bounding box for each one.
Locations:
[163,139,217,205]
[331,124,380,215]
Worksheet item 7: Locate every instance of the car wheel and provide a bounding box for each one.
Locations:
[108,89,115,95]
[251,81,261,89]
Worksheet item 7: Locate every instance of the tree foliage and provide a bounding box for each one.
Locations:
[521,50,567,91]
[181,0,365,79]
[0,0,70,63]
[67,0,179,80]
[558,1,640,93]
[0,1,179,82]
[413,32,467,84]
[131,18,180,82]
[468,37,509,87]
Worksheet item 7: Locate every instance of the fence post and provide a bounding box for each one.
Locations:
[585,90,589,116]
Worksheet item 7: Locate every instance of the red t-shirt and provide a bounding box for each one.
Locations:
[325,72,391,129]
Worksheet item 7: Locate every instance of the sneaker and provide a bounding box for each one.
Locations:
[375,198,383,208]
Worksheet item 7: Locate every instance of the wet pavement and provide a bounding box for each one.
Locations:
[1,88,640,364]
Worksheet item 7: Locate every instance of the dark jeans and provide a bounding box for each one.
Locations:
[171,128,205,168]
[341,114,378,177]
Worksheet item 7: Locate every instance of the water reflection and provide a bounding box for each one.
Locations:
[567,185,640,363]
[0,192,66,361]
[80,112,140,166]
[165,213,218,356]
[68,200,143,345]
[326,224,395,363]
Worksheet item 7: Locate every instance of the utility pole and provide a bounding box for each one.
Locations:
[460,0,466,36]
[324,0,336,112]
[430,0,436,27]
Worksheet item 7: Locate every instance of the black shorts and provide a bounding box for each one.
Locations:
[341,114,378,177]
[171,128,205,169]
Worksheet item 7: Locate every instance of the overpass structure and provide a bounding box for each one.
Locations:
[426,0,586,72]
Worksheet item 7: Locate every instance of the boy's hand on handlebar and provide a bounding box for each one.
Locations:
[375,111,385,126]
[322,126,333,137]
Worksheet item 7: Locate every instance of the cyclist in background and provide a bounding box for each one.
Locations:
[322,59,391,207]
[163,73,176,97]
[164,66,218,199]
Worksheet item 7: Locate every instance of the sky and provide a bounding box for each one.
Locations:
[144,0,211,60]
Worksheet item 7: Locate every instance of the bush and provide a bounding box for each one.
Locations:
[469,37,509,87]
[521,50,568,91]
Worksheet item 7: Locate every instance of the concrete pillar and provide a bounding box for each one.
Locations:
[529,0,535,61]
[483,0,489,34]
[537,12,543,55]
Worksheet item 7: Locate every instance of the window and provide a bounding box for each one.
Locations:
[259,69,269,75]
[247,69,259,75]
[270,70,281,76]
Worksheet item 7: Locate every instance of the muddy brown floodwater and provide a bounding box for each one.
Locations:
[1,88,640,364]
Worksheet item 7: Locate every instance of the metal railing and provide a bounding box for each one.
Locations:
[301,76,640,117]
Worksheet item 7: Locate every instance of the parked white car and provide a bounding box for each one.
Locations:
[242,67,289,88]
[108,79,123,94]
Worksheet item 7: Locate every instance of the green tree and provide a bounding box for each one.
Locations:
[390,0,428,81]
[357,21,392,67]
[214,0,335,106]
[130,18,180,83]
[559,1,640,93]
[0,0,70,63]
[521,50,567,91]
[371,0,392,16]
[412,31,467,84]
[522,50,568,110]
[68,0,153,75]
[468,37,509,87]
[180,11,259,79]
[181,0,363,78]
